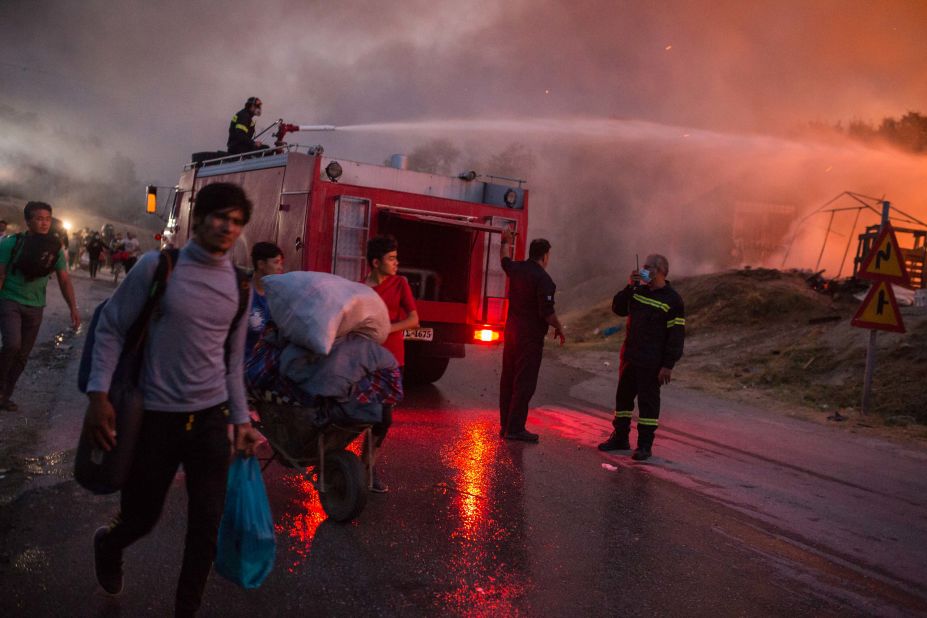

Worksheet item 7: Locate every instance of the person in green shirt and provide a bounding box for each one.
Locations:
[0,201,81,411]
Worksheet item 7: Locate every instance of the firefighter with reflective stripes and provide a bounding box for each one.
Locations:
[227,97,266,154]
[598,253,685,460]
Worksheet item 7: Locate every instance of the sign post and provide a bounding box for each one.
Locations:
[853,201,911,414]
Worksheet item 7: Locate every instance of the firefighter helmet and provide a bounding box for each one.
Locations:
[246,97,262,108]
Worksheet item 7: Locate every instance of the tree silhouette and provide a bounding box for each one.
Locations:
[832,111,927,154]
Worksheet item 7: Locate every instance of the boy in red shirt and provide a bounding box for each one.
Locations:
[364,235,419,492]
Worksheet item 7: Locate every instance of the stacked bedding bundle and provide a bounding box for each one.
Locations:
[246,271,403,425]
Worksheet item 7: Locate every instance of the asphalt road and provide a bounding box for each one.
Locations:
[1,268,926,617]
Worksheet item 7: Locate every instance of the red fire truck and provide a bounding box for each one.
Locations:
[159,139,529,384]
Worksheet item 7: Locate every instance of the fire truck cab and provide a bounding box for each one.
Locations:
[161,145,528,384]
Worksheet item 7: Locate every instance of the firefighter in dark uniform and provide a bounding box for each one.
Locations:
[227,97,267,154]
[498,228,565,443]
[598,253,685,460]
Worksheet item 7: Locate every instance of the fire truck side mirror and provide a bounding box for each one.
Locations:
[146,185,158,214]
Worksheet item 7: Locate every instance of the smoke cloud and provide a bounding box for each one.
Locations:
[2,0,926,295]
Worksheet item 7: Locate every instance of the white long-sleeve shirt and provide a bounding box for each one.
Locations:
[87,240,250,424]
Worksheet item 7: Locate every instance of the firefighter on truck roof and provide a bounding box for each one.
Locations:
[227,97,267,155]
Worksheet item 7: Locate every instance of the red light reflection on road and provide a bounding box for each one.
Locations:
[449,421,496,541]
[275,471,327,571]
[437,416,526,615]
[274,435,365,570]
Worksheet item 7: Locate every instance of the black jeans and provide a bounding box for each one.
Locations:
[499,329,544,435]
[89,256,102,278]
[98,405,231,616]
[0,299,44,403]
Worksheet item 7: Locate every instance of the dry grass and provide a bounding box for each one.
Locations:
[561,269,927,426]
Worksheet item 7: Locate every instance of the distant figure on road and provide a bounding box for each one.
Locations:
[68,231,81,270]
[227,97,267,155]
[122,232,140,272]
[0,201,81,412]
[598,254,685,461]
[86,233,106,279]
[364,234,419,492]
[498,228,565,443]
[86,182,261,615]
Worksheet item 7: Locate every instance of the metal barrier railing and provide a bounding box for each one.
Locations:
[184,143,325,170]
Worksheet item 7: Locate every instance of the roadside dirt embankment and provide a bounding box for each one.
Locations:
[561,268,927,438]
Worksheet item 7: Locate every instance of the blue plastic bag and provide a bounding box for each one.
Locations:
[215,456,276,589]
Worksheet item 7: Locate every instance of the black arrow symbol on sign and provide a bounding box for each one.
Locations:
[875,243,891,269]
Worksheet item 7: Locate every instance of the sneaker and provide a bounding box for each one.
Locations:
[597,432,631,451]
[93,526,123,595]
[503,430,540,443]
[631,447,652,461]
[0,400,18,412]
[370,476,389,494]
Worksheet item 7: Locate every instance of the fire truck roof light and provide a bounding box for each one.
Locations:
[325,161,343,181]
[503,188,517,207]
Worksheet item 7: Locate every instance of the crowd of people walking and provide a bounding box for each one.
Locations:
[65,226,144,280]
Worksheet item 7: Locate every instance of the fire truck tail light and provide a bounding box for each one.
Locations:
[474,328,500,342]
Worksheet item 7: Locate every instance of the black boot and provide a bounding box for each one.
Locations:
[598,431,631,451]
[634,425,655,461]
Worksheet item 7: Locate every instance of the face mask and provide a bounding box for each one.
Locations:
[639,268,652,283]
[253,106,262,117]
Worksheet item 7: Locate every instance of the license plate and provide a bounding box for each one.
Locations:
[404,328,434,341]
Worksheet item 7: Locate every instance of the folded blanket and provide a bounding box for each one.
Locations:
[280,332,399,401]
[246,325,402,407]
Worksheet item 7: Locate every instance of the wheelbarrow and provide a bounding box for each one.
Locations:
[251,395,378,522]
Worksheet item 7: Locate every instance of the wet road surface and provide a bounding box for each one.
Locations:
[1,270,926,616]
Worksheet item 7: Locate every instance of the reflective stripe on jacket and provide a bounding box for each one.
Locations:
[612,283,685,369]
[227,107,256,152]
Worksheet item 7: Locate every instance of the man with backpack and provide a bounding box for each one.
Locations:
[84,182,262,616]
[0,201,81,412]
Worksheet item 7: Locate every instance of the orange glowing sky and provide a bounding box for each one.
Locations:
[1,0,924,278]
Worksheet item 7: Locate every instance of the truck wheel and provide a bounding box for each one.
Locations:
[318,450,367,522]
[404,355,450,385]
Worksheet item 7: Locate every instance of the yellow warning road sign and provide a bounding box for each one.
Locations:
[851,280,905,333]
[856,224,911,286]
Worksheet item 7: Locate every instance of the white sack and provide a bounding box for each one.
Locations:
[263,271,390,355]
